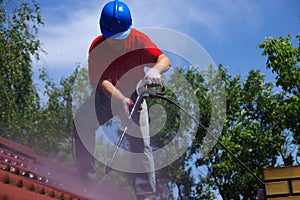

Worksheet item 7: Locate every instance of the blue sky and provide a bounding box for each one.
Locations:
[35,0,300,83]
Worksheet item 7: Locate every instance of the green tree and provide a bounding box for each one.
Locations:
[198,68,286,199]
[31,67,78,163]
[259,34,300,159]
[0,0,43,142]
[259,35,300,95]
[0,0,78,165]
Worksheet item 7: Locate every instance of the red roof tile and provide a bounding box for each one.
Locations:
[0,137,131,200]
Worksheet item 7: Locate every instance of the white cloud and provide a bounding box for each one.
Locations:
[37,4,100,70]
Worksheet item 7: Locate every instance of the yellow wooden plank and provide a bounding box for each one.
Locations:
[292,180,300,194]
[265,181,290,196]
[268,196,300,200]
[264,166,300,181]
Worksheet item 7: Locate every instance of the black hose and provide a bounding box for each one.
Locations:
[152,93,265,185]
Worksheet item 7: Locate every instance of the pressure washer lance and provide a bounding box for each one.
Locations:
[97,80,165,185]
[98,81,264,186]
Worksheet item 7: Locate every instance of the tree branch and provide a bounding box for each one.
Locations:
[3,0,13,7]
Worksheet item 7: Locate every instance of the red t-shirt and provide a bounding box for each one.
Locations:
[88,28,163,97]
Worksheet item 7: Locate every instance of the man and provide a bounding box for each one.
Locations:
[73,0,171,199]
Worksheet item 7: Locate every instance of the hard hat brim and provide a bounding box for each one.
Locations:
[102,26,132,40]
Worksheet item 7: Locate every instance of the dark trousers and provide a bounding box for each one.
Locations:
[73,89,156,197]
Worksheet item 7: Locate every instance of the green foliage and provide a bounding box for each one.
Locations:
[32,67,78,164]
[199,68,286,199]
[0,0,77,165]
[0,0,43,142]
[154,65,294,199]
[259,35,300,95]
[259,34,300,156]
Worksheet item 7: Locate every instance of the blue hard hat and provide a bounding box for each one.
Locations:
[100,0,132,39]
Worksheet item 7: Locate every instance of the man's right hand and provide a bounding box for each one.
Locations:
[122,97,143,116]
[123,97,134,116]
[122,98,134,116]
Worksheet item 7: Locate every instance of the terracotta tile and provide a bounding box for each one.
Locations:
[0,171,9,183]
